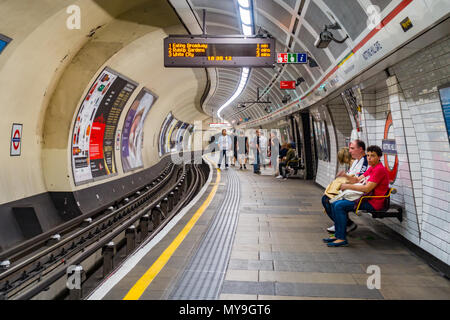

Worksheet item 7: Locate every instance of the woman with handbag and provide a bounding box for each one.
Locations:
[323,145,389,247]
[322,140,368,234]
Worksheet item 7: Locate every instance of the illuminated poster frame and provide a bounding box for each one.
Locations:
[71,67,138,185]
[121,88,158,173]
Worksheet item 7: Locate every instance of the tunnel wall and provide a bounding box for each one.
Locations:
[0,0,209,252]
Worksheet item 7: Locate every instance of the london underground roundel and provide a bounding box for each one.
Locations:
[384,112,398,183]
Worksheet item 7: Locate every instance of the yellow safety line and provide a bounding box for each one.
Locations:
[123,167,221,300]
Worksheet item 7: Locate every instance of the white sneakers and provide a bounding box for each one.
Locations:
[276,175,283,179]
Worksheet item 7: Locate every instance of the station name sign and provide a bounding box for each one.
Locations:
[164,36,276,68]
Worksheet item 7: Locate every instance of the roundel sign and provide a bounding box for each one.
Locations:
[382,112,398,183]
[10,124,23,156]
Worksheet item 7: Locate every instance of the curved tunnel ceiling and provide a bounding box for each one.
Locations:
[171,0,394,125]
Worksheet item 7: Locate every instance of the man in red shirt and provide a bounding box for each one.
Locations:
[323,145,389,247]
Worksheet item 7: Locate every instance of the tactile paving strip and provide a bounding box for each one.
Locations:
[168,168,241,300]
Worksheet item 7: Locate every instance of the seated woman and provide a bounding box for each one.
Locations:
[324,145,389,247]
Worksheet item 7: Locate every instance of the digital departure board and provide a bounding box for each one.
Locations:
[164,37,276,68]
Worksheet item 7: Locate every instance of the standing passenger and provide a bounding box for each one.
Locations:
[217,129,232,170]
[237,130,249,170]
[270,132,280,176]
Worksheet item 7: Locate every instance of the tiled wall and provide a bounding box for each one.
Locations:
[388,35,450,265]
[357,35,450,265]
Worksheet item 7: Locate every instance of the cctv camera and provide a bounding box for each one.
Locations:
[282,95,291,104]
[315,31,333,49]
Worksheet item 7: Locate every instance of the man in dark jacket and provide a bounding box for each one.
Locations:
[277,144,295,180]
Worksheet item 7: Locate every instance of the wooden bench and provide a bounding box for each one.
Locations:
[354,187,403,222]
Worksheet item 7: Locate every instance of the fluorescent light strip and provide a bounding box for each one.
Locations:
[217,1,253,120]
[238,0,250,8]
[217,68,249,120]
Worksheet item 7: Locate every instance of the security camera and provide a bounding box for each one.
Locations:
[282,95,291,104]
[315,31,333,49]
[315,22,348,49]
[296,77,305,86]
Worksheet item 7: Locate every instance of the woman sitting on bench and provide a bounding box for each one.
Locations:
[323,145,389,247]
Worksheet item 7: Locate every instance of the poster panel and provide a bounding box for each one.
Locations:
[159,113,174,156]
[121,89,157,172]
[71,68,137,185]
[438,83,450,143]
[165,119,178,153]
[313,120,330,162]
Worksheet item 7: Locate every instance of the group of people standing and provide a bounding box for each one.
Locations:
[215,129,283,175]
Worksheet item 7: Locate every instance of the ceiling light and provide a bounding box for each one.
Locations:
[238,0,250,8]
[217,68,250,120]
[239,7,252,25]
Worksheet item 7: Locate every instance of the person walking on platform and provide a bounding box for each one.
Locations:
[269,131,280,176]
[217,129,232,170]
[323,145,389,247]
[237,130,249,170]
[259,131,268,169]
[251,130,262,174]
[232,131,238,167]
[323,140,368,234]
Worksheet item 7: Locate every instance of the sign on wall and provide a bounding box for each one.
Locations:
[438,82,450,144]
[10,123,22,156]
[383,112,399,183]
[121,88,157,173]
[71,68,138,185]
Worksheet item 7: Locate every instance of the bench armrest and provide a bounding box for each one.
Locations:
[355,188,396,215]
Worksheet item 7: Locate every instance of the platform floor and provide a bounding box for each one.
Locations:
[94,155,450,300]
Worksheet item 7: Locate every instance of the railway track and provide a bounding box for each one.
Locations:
[0,158,209,300]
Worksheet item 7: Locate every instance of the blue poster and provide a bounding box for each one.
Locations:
[438,84,450,143]
[121,89,157,172]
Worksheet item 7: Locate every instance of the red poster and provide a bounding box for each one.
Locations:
[89,122,106,160]
[280,81,296,89]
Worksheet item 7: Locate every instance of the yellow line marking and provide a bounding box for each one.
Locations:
[123,168,221,300]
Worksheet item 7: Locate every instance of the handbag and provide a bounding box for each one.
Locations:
[329,188,364,203]
[324,177,349,199]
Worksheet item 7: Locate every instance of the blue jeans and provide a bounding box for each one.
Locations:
[218,150,228,168]
[331,199,374,240]
[322,195,354,227]
[253,151,260,173]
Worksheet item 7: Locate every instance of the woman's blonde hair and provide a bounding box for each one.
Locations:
[337,147,352,165]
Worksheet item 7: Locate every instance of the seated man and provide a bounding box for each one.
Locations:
[322,140,368,234]
[276,144,295,180]
[323,145,389,247]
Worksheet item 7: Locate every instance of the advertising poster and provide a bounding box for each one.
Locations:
[159,113,174,156]
[121,89,157,173]
[313,120,330,162]
[165,119,178,154]
[169,121,183,150]
[438,83,450,143]
[71,68,137,185]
